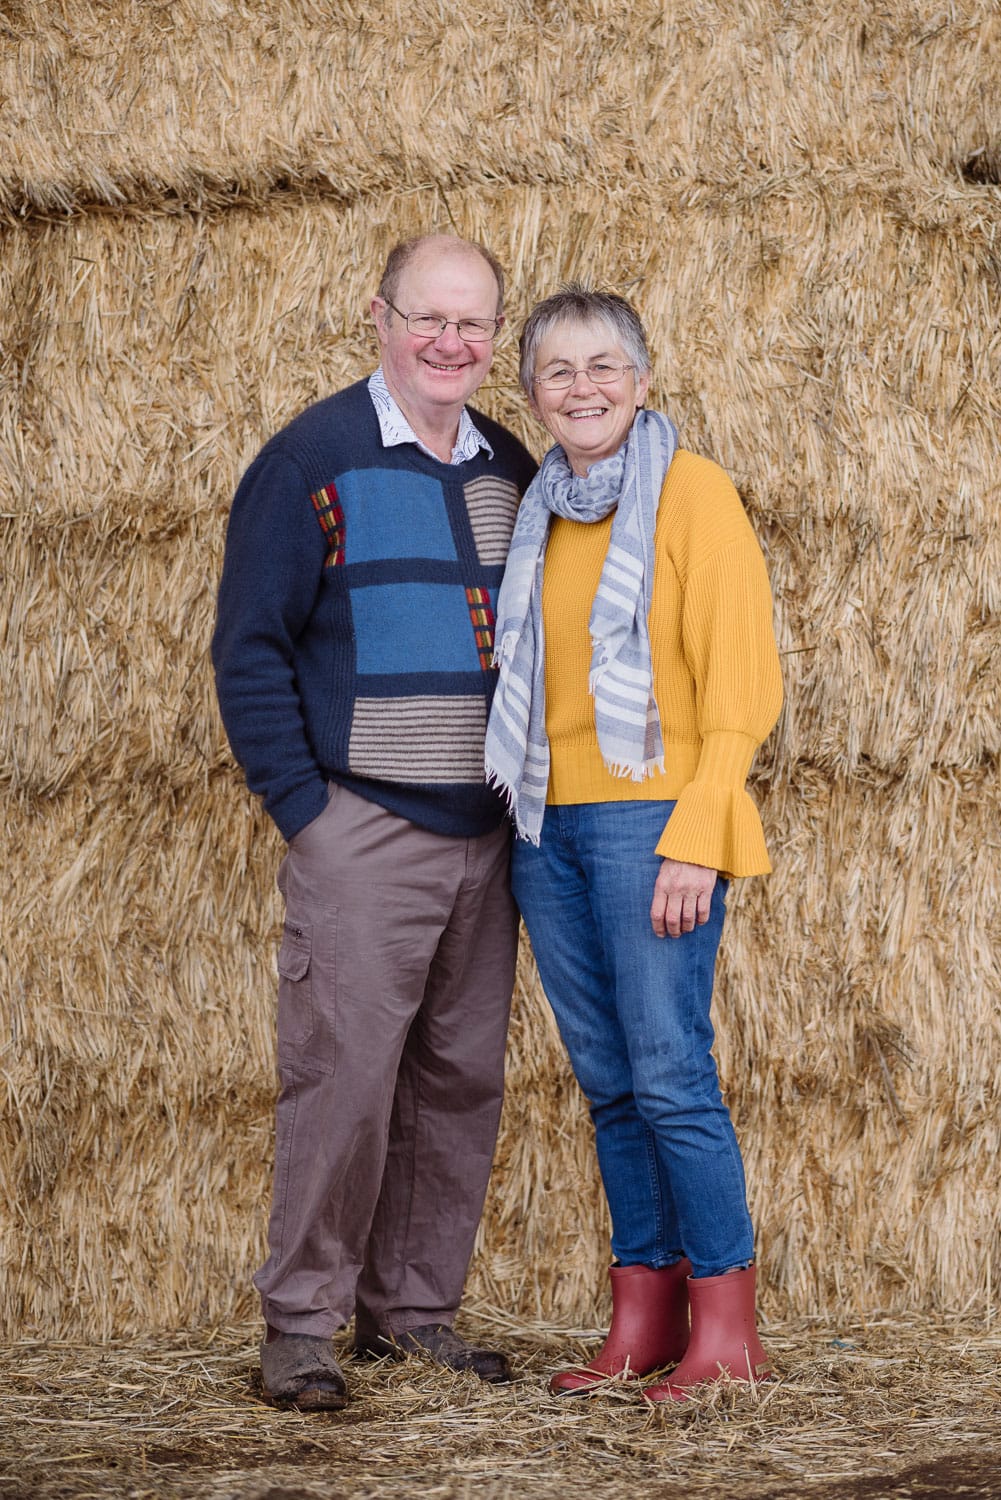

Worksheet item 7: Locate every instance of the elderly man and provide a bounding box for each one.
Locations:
[212,235,536,1409]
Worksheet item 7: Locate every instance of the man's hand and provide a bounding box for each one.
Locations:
[650,858,718,938]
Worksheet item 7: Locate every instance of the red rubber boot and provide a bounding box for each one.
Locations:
[550,1259,691,1395]
[643,1265,773,1403]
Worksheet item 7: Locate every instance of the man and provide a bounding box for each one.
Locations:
[212,235,536,1409]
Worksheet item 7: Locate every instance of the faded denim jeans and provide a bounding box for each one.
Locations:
[511,799,754,1278]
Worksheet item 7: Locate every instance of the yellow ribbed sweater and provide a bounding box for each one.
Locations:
[541,449,783,877]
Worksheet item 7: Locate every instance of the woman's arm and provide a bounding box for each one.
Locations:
[654,462,783,877]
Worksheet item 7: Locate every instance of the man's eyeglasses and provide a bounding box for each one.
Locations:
[533,362,636,390]
[385,299,500,342]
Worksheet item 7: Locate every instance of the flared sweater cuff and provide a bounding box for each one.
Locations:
[654,731,772,878]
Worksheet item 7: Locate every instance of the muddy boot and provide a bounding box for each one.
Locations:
[355,1322,513,1384]
[260,1327,349,1410]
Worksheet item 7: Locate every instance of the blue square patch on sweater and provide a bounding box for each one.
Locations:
[352,582,485,675]
[336,468,457,563]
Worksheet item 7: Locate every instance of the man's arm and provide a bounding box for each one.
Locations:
[212,447,331,842]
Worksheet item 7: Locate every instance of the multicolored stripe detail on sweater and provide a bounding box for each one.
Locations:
[466,586,496,669]
[309,481,345,567]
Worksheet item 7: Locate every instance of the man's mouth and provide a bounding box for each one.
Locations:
[425,359,467,372]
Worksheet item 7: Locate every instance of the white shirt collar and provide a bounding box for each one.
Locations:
[368,368,494,465]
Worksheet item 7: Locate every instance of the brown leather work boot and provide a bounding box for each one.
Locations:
[260,1327,349,1410]
[354,1322,513,1383]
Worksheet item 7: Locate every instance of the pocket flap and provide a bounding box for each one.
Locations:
[277,922,311,981]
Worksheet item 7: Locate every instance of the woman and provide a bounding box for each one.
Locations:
[485,284,783,1402]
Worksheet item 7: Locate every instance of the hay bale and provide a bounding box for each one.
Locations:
[1,1,999,1338]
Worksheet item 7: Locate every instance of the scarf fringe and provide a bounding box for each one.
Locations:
[604,754,667,781]
[484,762,515,809]
[485,764,543,844]
[587,658,608,696]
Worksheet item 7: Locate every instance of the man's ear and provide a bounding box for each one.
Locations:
[370,297,389,340]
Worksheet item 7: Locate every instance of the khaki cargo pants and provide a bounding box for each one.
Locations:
[253,783,518,1343]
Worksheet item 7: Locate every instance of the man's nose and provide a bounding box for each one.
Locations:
[433,321,465,352]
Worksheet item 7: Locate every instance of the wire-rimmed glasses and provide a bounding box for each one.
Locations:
[384,298,500,342]
[533,361,637,390]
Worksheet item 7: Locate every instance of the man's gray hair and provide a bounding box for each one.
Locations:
[518,282,651,395]
[377,235,506,315]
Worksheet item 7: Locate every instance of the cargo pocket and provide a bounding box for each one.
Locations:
[276,912,338,1074]
[276,920,314,1053]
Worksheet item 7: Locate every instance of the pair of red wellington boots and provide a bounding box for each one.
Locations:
[549,1261,773,1402]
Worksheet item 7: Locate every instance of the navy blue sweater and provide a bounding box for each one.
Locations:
[212,380,537,841]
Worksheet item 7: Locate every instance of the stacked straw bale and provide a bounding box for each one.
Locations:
[1,0,999,1339]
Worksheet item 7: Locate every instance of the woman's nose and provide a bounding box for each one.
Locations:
[568,366,598,392]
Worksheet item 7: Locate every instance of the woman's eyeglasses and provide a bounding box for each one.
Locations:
[533,362,636,390]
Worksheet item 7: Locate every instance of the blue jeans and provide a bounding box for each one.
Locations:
[511,800,754,1279]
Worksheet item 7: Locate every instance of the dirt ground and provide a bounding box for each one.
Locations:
[0,1312,999,1499]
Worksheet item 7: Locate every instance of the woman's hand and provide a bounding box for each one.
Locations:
[650,858,718,938]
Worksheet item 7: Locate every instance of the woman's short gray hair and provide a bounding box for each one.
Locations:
[518,282,651,396]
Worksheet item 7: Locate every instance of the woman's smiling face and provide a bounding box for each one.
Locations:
[528,318,650,476]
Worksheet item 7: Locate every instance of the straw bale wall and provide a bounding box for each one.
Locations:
[1,0,999,1339]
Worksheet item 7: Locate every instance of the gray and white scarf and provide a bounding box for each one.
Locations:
[485,407,678,843]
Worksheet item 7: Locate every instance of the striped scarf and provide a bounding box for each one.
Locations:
[485,408,678,843]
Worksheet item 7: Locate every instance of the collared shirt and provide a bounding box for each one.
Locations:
[367,367,494,465]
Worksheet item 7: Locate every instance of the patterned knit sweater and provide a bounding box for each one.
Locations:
[212,380,537,842]
[541,450,783,877]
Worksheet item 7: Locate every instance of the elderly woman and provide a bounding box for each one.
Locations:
[485,284,782,1402]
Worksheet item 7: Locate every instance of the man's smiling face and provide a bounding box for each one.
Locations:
[373,243,501,436]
